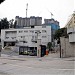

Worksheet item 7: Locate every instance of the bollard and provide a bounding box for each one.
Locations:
[46,49,49,55]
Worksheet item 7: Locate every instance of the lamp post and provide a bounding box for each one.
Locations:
[35,31,41,57]
[0,45,1,57]
[22,36,25,46]
[0,42,2,57]
[35,31,41,41]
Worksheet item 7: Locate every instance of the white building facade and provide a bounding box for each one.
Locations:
[65,12,75,28]
[67,27,75,42]
[60,27,75,57]
[1,25,51,51]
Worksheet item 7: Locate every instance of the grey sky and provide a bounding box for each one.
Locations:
[0,0,74,27]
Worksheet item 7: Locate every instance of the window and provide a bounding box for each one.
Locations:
[35,36,37,39]
[69,24,70,26]
[30,30,34,33]
[35,30,40,32]
[23,41,27,43]
[11,37,14,39]
[6,37,9,39]
[21,36,25,38]
[42,30,46,33]
[42,25,46,28]
[11,37,16,39]
[21,36,22,38]
[42,36,46,38]
[35,41,37,43]
[31,26,34,28]
[24,31,28,33]
[19,31,23,33]
[32,36,34,38]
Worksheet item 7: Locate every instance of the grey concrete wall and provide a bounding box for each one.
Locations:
[60,37,75,57]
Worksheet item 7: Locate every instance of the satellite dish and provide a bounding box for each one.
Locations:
[0,0,5,4]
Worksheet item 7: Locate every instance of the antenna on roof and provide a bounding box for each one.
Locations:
[26,3,28,27]
[46,8,54,19]
[26,3,28,18]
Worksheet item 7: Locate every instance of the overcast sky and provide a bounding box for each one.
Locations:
[0,0,74,28]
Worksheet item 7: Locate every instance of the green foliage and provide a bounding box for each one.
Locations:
[14,21,17,28]
[47,42,52,49]
[0,18,9,32]
[9,19,14,28]
[54,28,68,39]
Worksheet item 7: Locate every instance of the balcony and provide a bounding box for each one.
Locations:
[4,37,17,42]
[67,27,75,42]
[31,39,37,43]
[67,27,74,34]
[19,38,27,42]
[67,27,75,34]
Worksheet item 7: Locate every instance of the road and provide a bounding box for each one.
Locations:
[0,50,75,75]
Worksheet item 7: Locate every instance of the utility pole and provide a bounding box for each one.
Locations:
[26,3,28,26]
[35,31,41,57]
[0,49,1,57]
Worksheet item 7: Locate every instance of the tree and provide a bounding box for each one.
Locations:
[9,19,14,28]
[47,42,52,50]
[1,18,9,29]
[54,28,68,44]
[54,28,68,39]
[13,21,17,28]
[0,18,9,32]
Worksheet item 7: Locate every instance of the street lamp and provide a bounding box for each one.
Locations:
[0,45,1,57]
[22,36,25,46]
[35,31,41,57]
[0,39,2,57]
[35,31,41,40]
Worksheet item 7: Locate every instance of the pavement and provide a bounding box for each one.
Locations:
[0,51,75,75]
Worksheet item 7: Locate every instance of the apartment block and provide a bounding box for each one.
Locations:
[1,25,51,51]
[15,16,42,27]
[65,12,75,28]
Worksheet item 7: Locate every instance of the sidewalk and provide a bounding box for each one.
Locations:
[0,52,75,61]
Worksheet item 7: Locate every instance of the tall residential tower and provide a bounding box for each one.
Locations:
[15,16,42,28]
